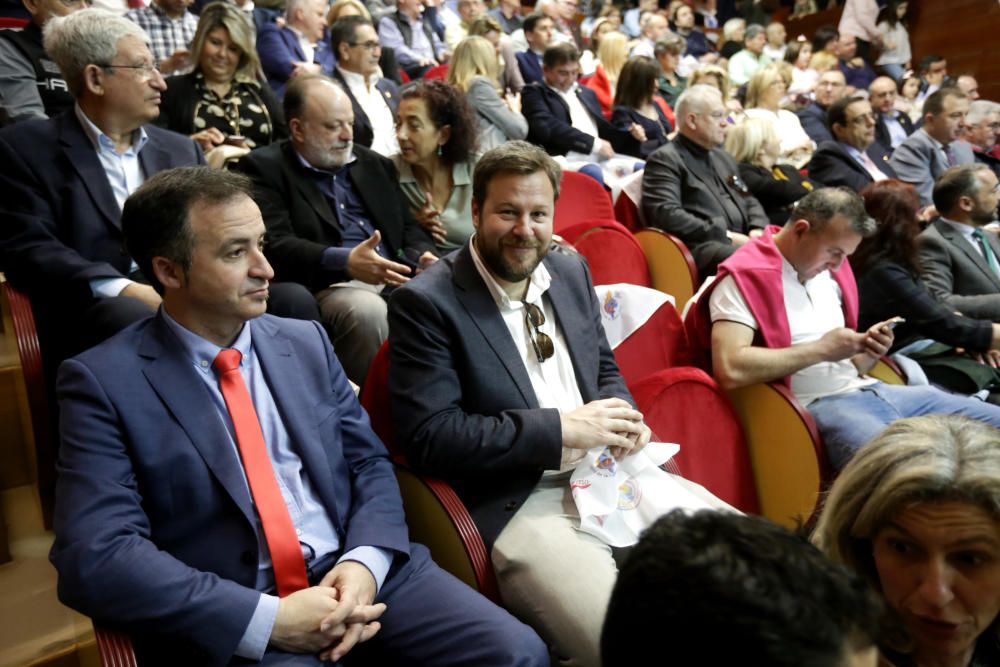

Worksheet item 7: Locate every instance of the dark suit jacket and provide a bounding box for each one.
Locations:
[515,50,543,85]
[330,67,400,150]
[807,140,898,192]
[874,109,915,153]
[796,101,833,144]
[50,313,409,665]
[918,219,1000,321]
[386,245,632,550]
[738,162,812,226]
[236,140,434,291]
[0,111,203,311]
[257,23,335,97]
[642,136,769,277]
[521,81,630,156]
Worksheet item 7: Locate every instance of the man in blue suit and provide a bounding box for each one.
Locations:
[522,42,630,158]
[514,11,552,85]
[50,166,548,667]
[257,0,335,98]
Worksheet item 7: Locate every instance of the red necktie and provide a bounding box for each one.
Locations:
[214,349,308,597]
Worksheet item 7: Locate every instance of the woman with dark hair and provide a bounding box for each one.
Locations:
[855,180,1000,393]
[611,56,672,159]
[157,2,286,157]
[392,79,479,253]
[811,25,839,58]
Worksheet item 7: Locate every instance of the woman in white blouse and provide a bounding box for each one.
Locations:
[743,62,815,168]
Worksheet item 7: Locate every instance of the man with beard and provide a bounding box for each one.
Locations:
[238,75,436,384]
[388,141,724,667]
[919,164,1000,321]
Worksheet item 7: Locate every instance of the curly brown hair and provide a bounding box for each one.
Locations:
[399,79,479,164]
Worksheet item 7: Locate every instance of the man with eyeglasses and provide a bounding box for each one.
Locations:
[869,76,914,153]
[961,100,1000,179]
[796,69,847,145]
[890,87,975,209]
[237,76,435,384]
[807,96,897,193]
[642,84,769,277]
[389,141,720,667]
[0,8,210,370]
[0,0,86,124]
[329,15,399,157]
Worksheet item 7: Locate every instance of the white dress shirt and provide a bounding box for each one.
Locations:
[336,67,399,156]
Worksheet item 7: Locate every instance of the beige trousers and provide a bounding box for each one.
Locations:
[492,470,731,667]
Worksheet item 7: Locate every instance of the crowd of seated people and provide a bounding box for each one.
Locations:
[2,1,1000,666]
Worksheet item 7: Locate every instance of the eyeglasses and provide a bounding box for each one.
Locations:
[98,62,160,81]
[58,0,92,7]
[349,41,381,51]
[522,301,554,363]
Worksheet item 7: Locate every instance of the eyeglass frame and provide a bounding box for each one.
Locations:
[348,40,382,51]
[522,301,554,363]
[96,62,162,82]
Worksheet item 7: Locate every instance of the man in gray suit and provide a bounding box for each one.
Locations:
[919,163,1000,321]
[642,84,769,277]
[890,87,974,210]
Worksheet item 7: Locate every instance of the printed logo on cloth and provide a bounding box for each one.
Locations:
[602,289,622,321]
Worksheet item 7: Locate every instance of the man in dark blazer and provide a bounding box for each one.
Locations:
[0,9,204,366]
[238,76,434,384]
[257,0,336,98]
[869,76,915,153]
[919,164,1000,321]
[329,15,399,156]
[522,42,631,158]
[796,69,846,145]
[388,141,693,667]
[50,166,547,667]
[514,11,552,85]
[807,96,898,192]
[642,84,769,278]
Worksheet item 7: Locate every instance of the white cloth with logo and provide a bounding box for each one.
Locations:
[571,442,723,547]
[594,283,672,349]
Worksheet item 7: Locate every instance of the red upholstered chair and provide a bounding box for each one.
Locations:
[559,219,652,287]
[423,63,449,80]
[0,17,28,28]
[629,367,760,514]
[94,625,138,667]
[612,187,643,232]
[360,343,499,601]
[553,171,614,233]
[609,298,691,387]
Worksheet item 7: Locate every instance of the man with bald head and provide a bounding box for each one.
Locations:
[797,69,847,144]
[869,76,914,152]
[238,75,436,384]
[957,74,980,101]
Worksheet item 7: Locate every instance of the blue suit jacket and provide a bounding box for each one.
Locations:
[521,81,630,156]
[796,101,833,145]
[50,313,410,665]
[0,111,203,312]
[257,24,336,98]
[807,140,898,192]
[515,50,543,85]
[387,244,632,549]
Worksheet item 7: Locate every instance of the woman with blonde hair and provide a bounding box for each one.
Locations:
[725,117,812,225]
[584,30,629,119]
[448,36,527,151]
[157,2,285,154]
[689,63,742,116]
[326,0,371,24]
[813,414,1000,667]
[743,62,815,166]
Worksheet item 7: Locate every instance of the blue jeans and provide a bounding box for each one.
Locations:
[808,383,1000,470]
[880,62,905,83]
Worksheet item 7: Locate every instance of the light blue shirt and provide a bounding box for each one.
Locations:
[883,112,908,149]
[75,104,148,299]
[160,310,392,660]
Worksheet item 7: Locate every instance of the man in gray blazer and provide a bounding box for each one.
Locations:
[919,164,1000,320]
[642,84,769,277]
[890,87,974,210]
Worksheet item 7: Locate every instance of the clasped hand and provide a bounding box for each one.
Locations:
[270,561,385,661]
[560,397,651,460]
